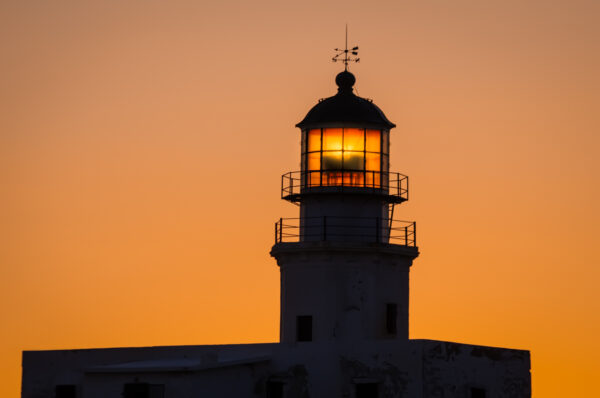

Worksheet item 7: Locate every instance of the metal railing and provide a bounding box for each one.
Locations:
[274,216,416,246]
[281,170,408,202]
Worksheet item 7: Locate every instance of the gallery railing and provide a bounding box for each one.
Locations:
[274,216,416,246]
[281,170,408,202]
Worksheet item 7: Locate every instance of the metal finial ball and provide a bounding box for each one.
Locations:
[335,71,355,91]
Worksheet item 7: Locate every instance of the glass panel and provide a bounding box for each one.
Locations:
[322,151,343,170]
[373,172,381,187]
[343,128,364,151]
[322,128,343,151]
[324,171,343,186]
[382,130,389,155]
[366,170,375,187]
[366,153,381,171]
[308,152,320,171]
[308,129,321,152]
[309,170,321,187]
[343,151,364,170]
[366,129,381,152]
[346,171,365,186]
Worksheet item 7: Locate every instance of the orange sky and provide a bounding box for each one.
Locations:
[1,1,599,396]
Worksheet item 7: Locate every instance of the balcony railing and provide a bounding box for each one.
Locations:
[281,170,408,203]
[274,216,416,247]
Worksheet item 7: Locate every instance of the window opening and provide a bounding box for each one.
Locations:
[123,383,165,398]
[55,385,76,398]
[356,382,378,398]
[267,380,284,398]
[470,387,486,398]
[296,315,313,342]
[386,303,397,335]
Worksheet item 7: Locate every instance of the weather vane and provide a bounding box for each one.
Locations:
[332,25,359,71]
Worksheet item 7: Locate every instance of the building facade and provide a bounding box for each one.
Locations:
[22,69,531,398]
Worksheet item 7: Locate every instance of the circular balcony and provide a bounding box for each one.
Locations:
[274,216,416,247]
[281,170,409,203]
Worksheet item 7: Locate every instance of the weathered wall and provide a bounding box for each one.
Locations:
[22,340,530,398]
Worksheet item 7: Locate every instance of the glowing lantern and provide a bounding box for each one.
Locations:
[297,71,393,190]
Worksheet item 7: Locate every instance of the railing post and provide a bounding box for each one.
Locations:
[323,216,327,241]
[279,218,283,243]
[376,217,380,243]
[413,222,416,246]
[404,226,408,246]
[274,221,278,243]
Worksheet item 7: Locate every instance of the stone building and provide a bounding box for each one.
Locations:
[21,68,531,398]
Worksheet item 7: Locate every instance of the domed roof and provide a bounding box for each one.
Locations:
[296,71,395,130]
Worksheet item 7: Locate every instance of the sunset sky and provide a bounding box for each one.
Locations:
[1,1,599,396]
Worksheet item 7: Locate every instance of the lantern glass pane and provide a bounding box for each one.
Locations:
[366,153,381,171]
[366,129,381,152]
[343,151,364,170]
[308,129,321,152]
[308,152,320,171]
[343,128,364,151]
[323,128,343,151]
[322,151,343,170]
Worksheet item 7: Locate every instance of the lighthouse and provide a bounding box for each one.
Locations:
[272,68,418,344]
[21,49,531,398]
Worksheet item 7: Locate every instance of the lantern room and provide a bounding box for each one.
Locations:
[281,70,408,204]
[302,127,388,188]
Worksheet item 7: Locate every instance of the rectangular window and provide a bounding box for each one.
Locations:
[308,129,321,152]
[296,315,312,342]
[308,152,321,172]
[366,153,381,172]
[322,151,343,170]
[123,383,165,398]
[308,170,321,187]
[470,387,486,398]
[323,128,343,151]
[55,385,76,398]
[343,151,365,170]
[386,303,397,335]
[366,129,381,152]
[267,381,284,398]
[343,128,365,151]
[356,383,378,398]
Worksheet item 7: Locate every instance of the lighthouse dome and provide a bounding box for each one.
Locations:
[296,71,396,130]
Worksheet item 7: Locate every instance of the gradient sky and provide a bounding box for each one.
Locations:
[1,1,599,396]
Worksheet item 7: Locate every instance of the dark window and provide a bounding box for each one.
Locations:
[267,381,284,398]
[296,315,312,342]
[356,383,378,398]
[55,385,76,398]
[386,303,397,335]
[471,387,486,398]
[123,383,164,398]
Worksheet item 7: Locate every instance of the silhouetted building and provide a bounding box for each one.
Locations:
[22,69,531,398]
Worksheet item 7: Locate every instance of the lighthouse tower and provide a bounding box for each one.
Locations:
[21,48,531,398]
[271,68,419,344]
